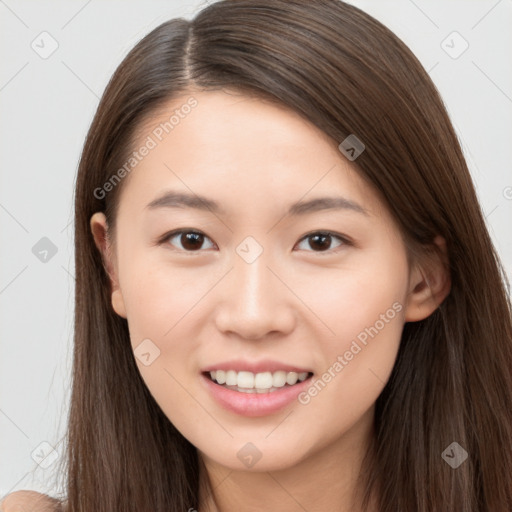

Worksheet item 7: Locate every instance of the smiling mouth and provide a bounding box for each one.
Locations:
[203,370,314,394]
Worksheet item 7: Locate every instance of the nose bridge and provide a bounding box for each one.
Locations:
[232,241,275,312]
[214,238,295,338]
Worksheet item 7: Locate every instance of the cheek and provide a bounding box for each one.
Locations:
[120,264,207,431]
[293,251,407,429]
[119,253,217,342]
[294,250,408,349]
[118,258,221,415]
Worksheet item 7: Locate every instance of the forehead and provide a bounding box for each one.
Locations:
[116,89,381,218]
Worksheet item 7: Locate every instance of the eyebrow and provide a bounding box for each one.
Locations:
[145,190,368,216]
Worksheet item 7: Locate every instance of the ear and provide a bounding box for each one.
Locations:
[404,235,451,322]
[90,212,127,319]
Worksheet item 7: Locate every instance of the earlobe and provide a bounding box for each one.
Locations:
[111,289,127,319]
[404,236,451,322]
[90,212,127,319]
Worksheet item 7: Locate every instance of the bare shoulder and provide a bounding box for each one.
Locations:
[0,490,64,511]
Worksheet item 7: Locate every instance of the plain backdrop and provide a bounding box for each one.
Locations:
[1,0,511,499]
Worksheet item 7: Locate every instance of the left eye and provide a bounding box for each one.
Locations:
[161,230,348,253]
[295,231,347,253]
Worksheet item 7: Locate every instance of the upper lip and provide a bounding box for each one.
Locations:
[201,359,313,374]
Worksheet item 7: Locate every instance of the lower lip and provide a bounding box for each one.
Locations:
[200,372,313,417]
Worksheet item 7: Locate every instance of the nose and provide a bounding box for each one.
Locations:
[214,249,296,340]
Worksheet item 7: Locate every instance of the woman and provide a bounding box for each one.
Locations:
[3,0,511,510]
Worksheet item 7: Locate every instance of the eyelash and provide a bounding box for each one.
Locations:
[158,229,352,255]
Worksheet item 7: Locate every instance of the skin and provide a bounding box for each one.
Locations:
[0,490,63,511]
[8,89,448,512]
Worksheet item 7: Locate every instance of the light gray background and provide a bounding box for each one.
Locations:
[1,0,511,499]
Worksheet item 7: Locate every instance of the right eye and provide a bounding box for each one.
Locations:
[161,229,216,252]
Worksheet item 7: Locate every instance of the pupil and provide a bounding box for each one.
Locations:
[182,232,203,250]
[310,234,330,251]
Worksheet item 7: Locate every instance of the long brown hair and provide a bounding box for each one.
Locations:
[56,0,512,510]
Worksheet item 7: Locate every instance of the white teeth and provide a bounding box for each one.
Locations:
[208,369,311,391]
[272,371,287,387]
[225,370,237,386]
[286,371,298,385]
[254,372,273,389]
[237,371,254,388]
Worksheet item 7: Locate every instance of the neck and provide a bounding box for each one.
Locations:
[197,407,379,512]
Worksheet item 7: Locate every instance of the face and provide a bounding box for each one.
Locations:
[91,89,438,474]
